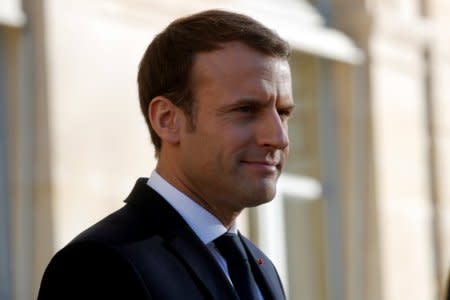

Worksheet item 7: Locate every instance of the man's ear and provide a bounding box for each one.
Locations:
[148,96,182,145]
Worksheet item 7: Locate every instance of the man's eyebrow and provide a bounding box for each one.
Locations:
[279,103,296,111]
[217,98,266,112]
[217,98,296,114]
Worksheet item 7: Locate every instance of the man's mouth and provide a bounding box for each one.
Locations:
[240,160,280,173]
[240,151,283,173]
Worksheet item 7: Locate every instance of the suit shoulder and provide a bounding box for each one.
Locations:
[70,180,177,247]
[38,240,151,299]
[70,204,147,245]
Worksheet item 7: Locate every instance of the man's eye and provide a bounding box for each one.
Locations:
[278,109,292,120]
[237,106,254,113]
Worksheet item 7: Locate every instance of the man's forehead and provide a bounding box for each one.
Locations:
[191,42,290,80]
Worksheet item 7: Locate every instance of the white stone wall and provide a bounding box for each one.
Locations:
[367,1,450,298]
[44,0,157,249]
[370,24,436,299]
[327,1,450,299]
[430,1,450,295]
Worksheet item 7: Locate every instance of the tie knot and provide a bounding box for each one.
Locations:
[214,233,248,261]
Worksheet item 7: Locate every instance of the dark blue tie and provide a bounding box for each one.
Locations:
[214,233,259,300]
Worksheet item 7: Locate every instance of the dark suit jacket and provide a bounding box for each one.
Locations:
[38,178,286,299]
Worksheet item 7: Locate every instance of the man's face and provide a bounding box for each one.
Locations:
[176,42,294,222]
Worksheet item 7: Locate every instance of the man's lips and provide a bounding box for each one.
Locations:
[240,160,280,172]
[240,152,283,172]
[241,160,279,166]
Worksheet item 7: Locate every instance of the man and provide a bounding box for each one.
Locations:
[38,9,294,300]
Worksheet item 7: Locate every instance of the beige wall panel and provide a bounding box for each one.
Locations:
[436,139,450,280]
[372,0,421,17]
[371,53,428,205]
[429,0,450,18]
[378,203,435,300]
[287,53,320,178]
[434,58,450,206]
[434,49,450,279]
[45,0,157,250]
[285,199,326,300]
[370,34,435,300]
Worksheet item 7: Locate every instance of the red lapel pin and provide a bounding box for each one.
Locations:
[257,258,264,265]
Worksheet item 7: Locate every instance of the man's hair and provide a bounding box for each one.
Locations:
[137,9,290,156]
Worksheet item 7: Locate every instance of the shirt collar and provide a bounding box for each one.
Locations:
[147,170,237,245]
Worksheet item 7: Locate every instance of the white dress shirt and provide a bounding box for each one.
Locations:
[147,170,264,299]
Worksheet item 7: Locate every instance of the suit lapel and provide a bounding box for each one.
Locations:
[125,179,238,300]
[167,230,238,300]
[240,235,286,300]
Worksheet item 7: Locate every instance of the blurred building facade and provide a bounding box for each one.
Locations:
[0,0,449,299]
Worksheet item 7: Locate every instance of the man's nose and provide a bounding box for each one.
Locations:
[257,111,289,149]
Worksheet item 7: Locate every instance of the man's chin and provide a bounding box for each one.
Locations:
[244,196,274,208]
[245,184,277,207]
